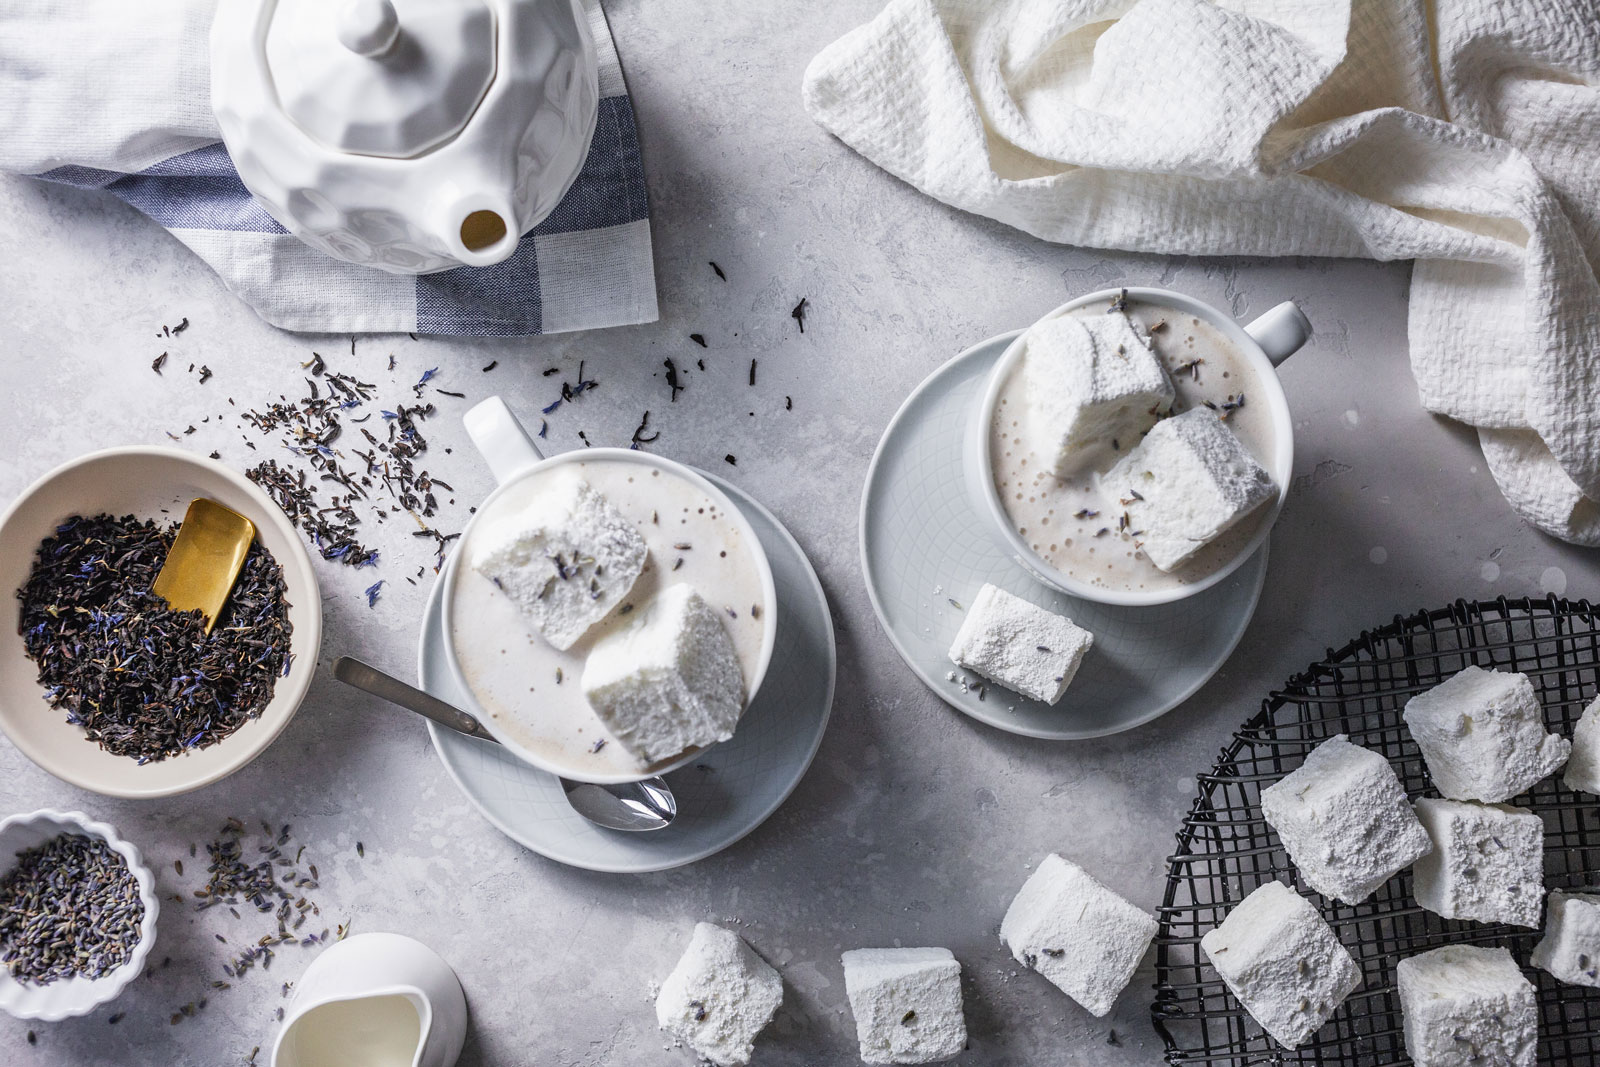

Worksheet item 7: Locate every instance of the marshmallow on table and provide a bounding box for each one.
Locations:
[1411,797,1543,927]
[581,584,745,764]
[841,948,966,1064]
[1022,311,1174,476]
[1199,880,1361,1050]
[1397,945,1536,1067]
[947,584,1093,705]
[470,473,647,651]
[1562,694,1600,793]
[1531,891,1600,987]
[1402,666,1569,802]
[1099,407,1276,572]
[655,923,782,1067]
[999,853,1157,1017]
[1259,735,1432,904]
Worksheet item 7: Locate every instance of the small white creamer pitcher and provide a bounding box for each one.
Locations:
[272,933,468,1067]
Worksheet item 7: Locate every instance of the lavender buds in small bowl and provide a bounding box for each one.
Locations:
[0,810,159,1021]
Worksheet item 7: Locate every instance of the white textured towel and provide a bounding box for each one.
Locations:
[804,0,1600,545]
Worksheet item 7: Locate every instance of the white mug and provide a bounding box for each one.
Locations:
[440,397,779,784]
[966,287,1309,607]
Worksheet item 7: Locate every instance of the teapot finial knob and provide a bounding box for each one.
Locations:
[337,0,400,58]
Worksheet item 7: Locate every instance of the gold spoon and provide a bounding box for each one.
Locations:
[151,498,256,634]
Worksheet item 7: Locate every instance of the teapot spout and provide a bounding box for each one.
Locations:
[443,195,519,268]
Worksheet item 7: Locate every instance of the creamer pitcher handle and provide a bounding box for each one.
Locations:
[463,396,544,486]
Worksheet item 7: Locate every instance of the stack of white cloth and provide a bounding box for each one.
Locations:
[804,0,1600,545]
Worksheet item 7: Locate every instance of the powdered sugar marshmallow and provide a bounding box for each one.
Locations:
[841,948,966,1064]
[1403,666,1570,802]
[999,853,1157,1017]
[1259,735,1432,903]
[1022,312,1174,476]
[655,923,782,1067]
[1397,945,1536,1067]
[1100,407,1276,571]
[947,584,1092,704]
[1562,694,1600,793]
[1411,797,1543,927]
[1199,880,1361,1050]
[1531,891,1600,988]
[470,471,647,651]
[581,584,745,764]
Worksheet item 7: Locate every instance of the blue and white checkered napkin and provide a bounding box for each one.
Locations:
[0,0,657,337]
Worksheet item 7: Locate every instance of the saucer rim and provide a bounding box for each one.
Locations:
[858,331,1269,740]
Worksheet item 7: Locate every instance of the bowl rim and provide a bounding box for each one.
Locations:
[440,446,780,784]
[0,808,160,1021]
[0,445,323,798]
[970,286,1295,608]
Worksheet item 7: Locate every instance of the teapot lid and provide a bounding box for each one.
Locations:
[264,0,496,158]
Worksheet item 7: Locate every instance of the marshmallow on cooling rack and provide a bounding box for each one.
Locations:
[1099,407,1276,572]
[655,923,782,1067]
[471,472,647,650]
[946,584,1093,705]
[1259,735,1432,904]
[581,584,745,764]
[842,948,966,1064]
[1411,797,1544,928]
[1022,312,1174,476]
[1199,880,1361,1050]
[1397,945,1536,1067]
[1531,891,1600,988]
[999,853,1157,1017]
[1402,666,1569,802]
[1562,694,1600,794]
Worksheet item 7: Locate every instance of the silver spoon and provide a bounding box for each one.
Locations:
[332,657,677,832]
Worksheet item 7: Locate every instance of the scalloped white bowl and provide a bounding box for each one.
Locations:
[0,810,160,1021]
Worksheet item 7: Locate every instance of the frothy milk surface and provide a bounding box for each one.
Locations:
[990,298,1276,594]
[449,458,768,775]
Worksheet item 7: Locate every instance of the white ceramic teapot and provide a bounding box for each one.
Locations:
[212,0,599,274]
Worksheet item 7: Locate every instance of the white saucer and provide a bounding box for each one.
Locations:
[419,473,836,873]
[860,331,1269,739]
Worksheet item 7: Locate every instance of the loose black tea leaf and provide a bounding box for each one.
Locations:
[724,454,737,466]
[481,360,498,373]
[689,333,707,348]
[0,833,144,985]
[630,411,659,449]
[791,297,808,332]
[18,514,291,763]
[664,358,684,402]
[709,261,725,281]
[749,359,757,387]
[152,352,168,374]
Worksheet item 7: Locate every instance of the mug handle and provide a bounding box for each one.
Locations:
[1244,301,1312,367]
[463,396,545,486]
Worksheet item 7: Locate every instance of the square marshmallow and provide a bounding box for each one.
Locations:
[999,853,1158,1017]
[1022,312,1174,476]
[1259,735,1433,904]
[1531,891,1600,987]
[471,473,647,650]
[655,923,782,1067]
[842,948,966,1064]
[1397,945,1536,1067]
[581,584,745,763]
[1199,881,1361,1050]
[1562,694,1600,793]
[1099,407,1276,572]
[1403,666,1569,802]
[947,584,1093,705]
[1411,797,1544,927]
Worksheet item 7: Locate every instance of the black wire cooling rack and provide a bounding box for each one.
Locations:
[1152,596,1600,1066]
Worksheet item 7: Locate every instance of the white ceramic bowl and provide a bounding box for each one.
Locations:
[0,447,322,798]
[0,810,160,1021]
[442,399,779,785]
[967,287,1307,607]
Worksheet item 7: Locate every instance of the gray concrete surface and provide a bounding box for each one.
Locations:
[0,2,1595,1064]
